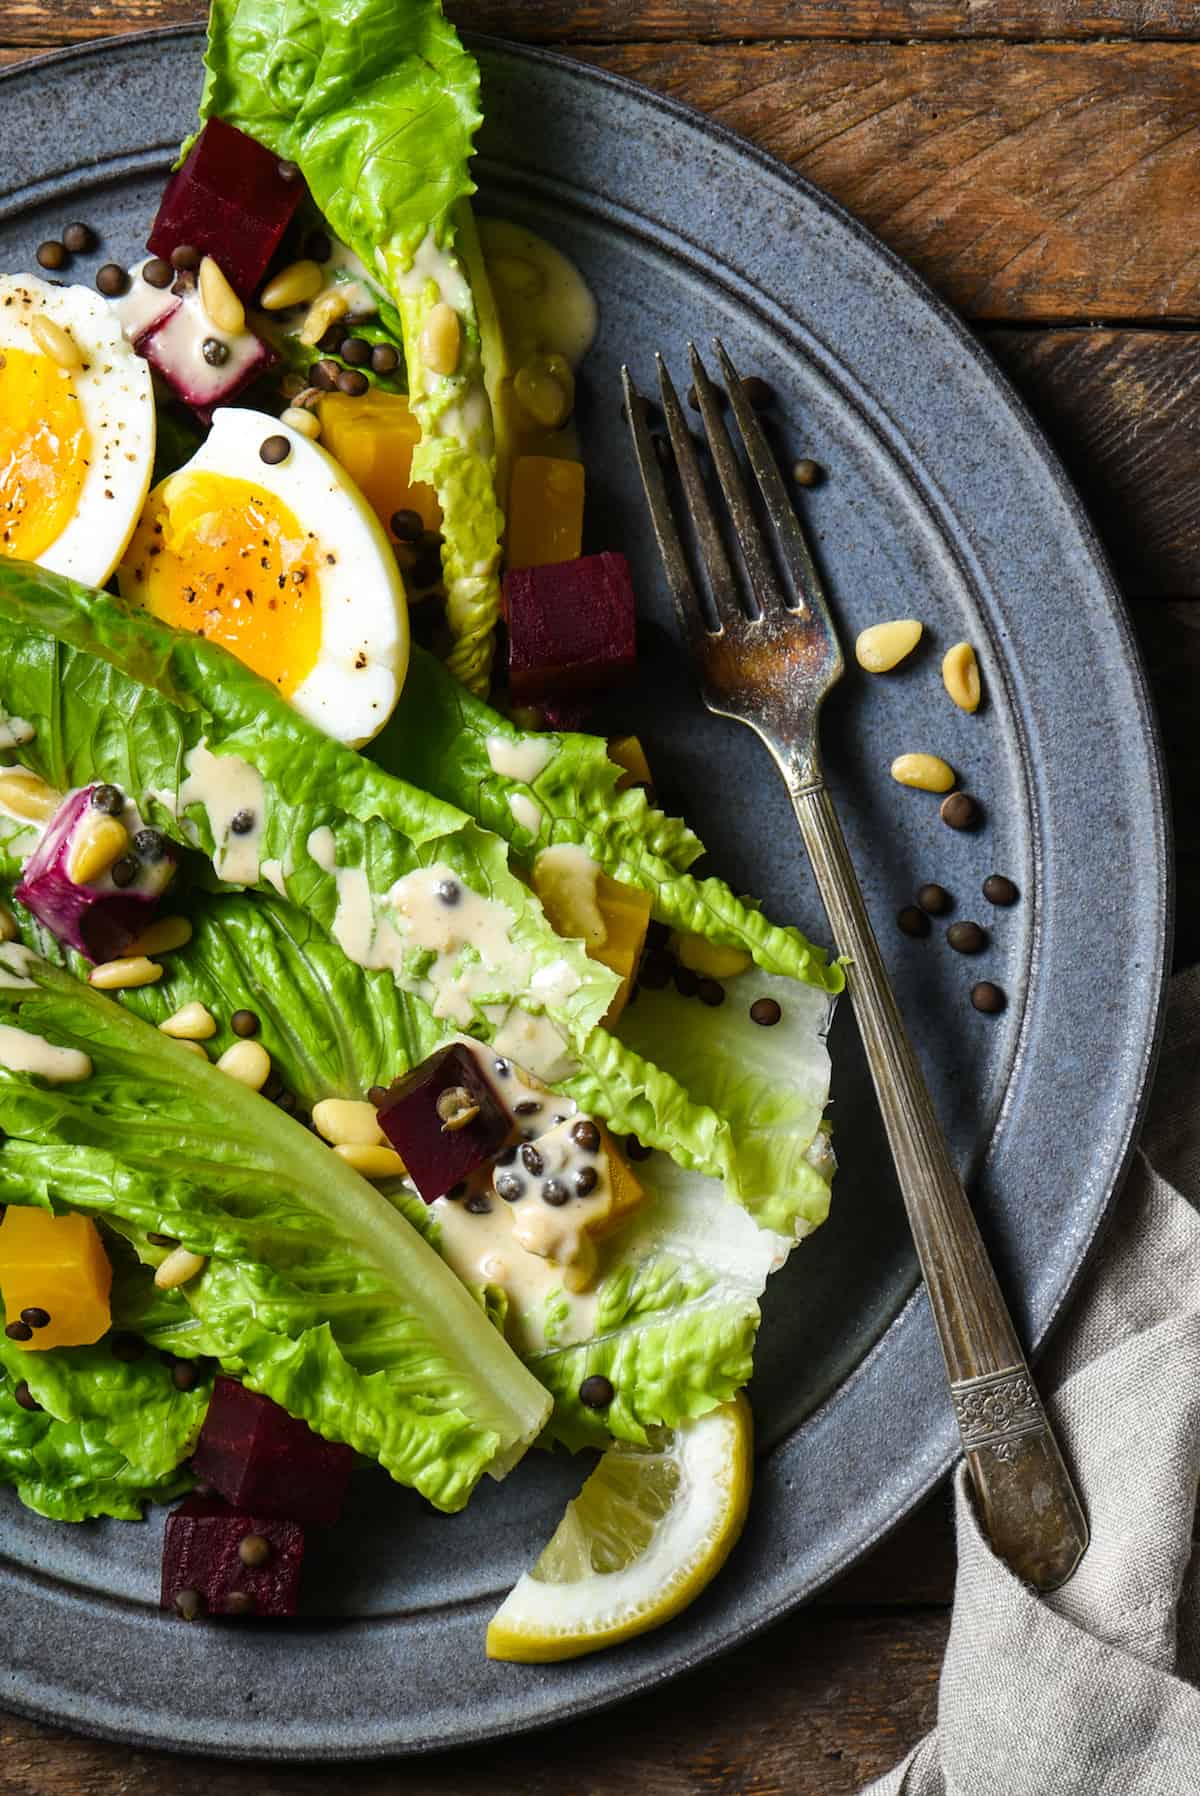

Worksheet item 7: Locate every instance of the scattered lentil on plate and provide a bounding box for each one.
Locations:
[940,792,981,831]
[947,920,988,955]
[917,883,952,915]
[971,981,1007,1014]
[897,906,930,939]
[983,874,1019,906]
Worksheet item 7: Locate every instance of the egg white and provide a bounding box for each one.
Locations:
[130,408,409,749]
[0,274,155,585]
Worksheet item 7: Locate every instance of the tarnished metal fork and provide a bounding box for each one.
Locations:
[622,342,1088,1591]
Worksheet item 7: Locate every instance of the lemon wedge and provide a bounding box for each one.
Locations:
[486,1394,752,1662]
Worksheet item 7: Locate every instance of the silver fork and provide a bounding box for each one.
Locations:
[623,342,1088,1591]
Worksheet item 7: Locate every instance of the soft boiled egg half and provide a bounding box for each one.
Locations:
[0,274,155,584]
[118,409,409,748]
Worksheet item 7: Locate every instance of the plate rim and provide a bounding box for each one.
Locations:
[0,21,1173,1760]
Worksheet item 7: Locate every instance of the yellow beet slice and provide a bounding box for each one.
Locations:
[0,1208,112,1349]
[316,390,441,542]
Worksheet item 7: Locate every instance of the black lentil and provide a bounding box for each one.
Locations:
[793,458,823,487]
[371,342,400,375]
[410,544,443,588]
[673,963,700,998]
[319,323,345,353]
[225,1590,255,1617]
[108,855,139,889]
[947,920,988,955]
[520,1144,545,1177]
[172,1360,199,1392]
[36,240,67,271]
[750,997,783,1026]
[133,828,167,861]
[110,1331,145,1362]
[637,949,673,990]
[446,1181,467,1201]
[13,1380,39,1410]
[897,906,930,939]
[202,337,230,367]
[741,374,774,410]
[171,271,197,297]
[63,222,97,254]
[514,1101,543,1119]
[542,1178,569,1207]
[574,1165,599,1197]
[19,1307,49,1330]
[277,159,300,182]
[495,1145,518,1167]
[917,883,952,916]
[340,336,372,366]
[579,1374,614,1409]
[940,792,981,831]
[142,257,173,289]
[170,243,201,271]
[983,874,1019,907]
[259,435,290,466]
[230,1010,260,1038]
[696,977,725,1008]
[238,1532,272,1569]
[4,1321,32,1342]
[493,1058,512,1079]
[230,809,256,835]
[311,358,341,392]
[434,878,461,907]
[571,1119,601,1154]
[147,1231,179,1247]
[367,1084,390,1108]
[90,783,125,816]
[390,508,424,543]
[96,263,130,297]
[465,1192,492,1214]
[305,230,332,264]
[174,1587,204,1621]
[495,1171,527,1203]
[971,981,1007,1015]
[626,1135,653,1163]
[336,367,369,397]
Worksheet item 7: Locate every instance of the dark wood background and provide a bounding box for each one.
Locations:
[0,2,1194,1788]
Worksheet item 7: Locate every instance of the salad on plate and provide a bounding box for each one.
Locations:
[0,0,841,1661]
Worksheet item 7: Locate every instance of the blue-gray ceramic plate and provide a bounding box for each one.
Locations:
[0,26,1170,1759]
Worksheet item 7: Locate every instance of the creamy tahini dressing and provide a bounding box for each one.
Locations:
[260,858,288,898]
[431,1191,599,1355]
[507,793,542,835]
[0,715,34,750]
[114,259,180,342]
[178,740,266,886]
[0,943,37,988]
[485,734,556,784]
[478,220,598,370]
[396,231,473,315]
[492,1007,576,1083]
[0,1023,91,1083]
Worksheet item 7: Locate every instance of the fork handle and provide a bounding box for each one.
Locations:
[790,777,1088,1590]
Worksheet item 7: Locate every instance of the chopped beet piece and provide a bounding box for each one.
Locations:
[147,118,306,300]
[192,1377,353,1526]
[139,289,275,421]
[161,1494,305,1620]
[377,1044,511,1204]
[14,785,177,963]
[502,552,637,704]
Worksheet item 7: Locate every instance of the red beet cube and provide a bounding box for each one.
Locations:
[147,118,305,299]
[377,1044,512,1204]
[161,1494,305,1620]
[502,552,637,704]
[192,1377,353,1526]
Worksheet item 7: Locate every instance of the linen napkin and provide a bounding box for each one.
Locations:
[866,966,1200,1796]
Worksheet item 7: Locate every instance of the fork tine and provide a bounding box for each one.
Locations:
[687,343,785,619]
[620,365,713,652]
[653,355,744,633]
[713,337,837,639]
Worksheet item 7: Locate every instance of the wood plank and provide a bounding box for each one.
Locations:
[4,0,1200,48]
[0,1604,947,1794]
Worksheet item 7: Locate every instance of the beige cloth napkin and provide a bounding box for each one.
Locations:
[866,968,1200,1796]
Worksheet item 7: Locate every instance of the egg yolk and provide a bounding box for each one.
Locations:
[122,472,323,697]
[0,346,89,562]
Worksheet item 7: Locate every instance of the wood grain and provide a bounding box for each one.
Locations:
[4,0,1200,46]
[0,1605,948,1796]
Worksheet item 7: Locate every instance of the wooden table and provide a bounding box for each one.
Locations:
[0,2,1193,1788]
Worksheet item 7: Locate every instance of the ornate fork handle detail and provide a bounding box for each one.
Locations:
[790,776,1088,1590]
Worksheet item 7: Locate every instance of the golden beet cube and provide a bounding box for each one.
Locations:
[593,873,652,1027]
[506,456,584,570]
[316,391,442,540]
[532,850,651,1028]
[0,1208,113,1350]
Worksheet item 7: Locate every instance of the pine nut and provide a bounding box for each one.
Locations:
[942,641,982,714]
[154,1246,207,1290]
[67,814,130,887]
[89,955,164,990]
[260,258,324,311]
[124,914,191,958]
[0,769,61,825]
[159,1001,216,1041]
[175,1040,209,1060]
[855,618,923,674]
[0,906,17,944]
[312,1098,385,1148]
[670,931,753,980]
[216,1038,271,1090]
[199,256,245,336]
[334,1143,407,1180]
[890,753,957,794]
[299,288,349,347]
[419,302,461,376]
[30,314,83,371]
[280,405,321,440]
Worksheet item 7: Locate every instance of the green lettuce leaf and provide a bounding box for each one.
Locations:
[0,947,551,1510]
[0,558,618,1066]
[0,1325,207,1522]
[201,0,504,692]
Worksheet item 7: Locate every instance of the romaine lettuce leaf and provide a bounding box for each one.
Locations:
[201,0,504,693]
[0,947,551,1510]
